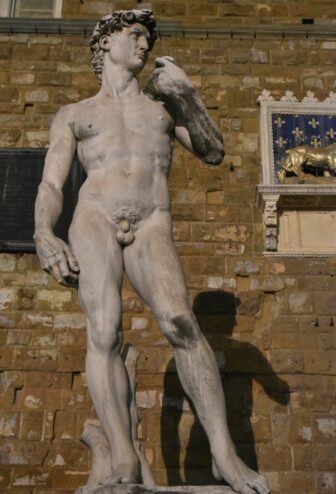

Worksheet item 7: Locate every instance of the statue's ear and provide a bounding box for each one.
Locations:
[99,34,112,51]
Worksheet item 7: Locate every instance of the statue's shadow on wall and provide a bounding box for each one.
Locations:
[161,290,290,485]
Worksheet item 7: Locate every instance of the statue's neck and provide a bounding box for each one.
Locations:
[99,63,140,98]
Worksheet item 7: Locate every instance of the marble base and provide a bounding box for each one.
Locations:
[76,485,235,494]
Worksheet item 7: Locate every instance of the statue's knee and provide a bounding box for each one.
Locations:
[88,324,121,354]
[161,312,200,348]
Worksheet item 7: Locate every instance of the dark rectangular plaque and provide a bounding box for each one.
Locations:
[0,148,86,252]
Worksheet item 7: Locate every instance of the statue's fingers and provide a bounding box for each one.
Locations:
[50,263,64,285]
[155,56,176,67]
[65,271,79,287]
[155,57,166,68]
[161,56,176,64]
[151,67,163,78]
[44,255,58,271]
[57,253,70,279]
[63,244,80,272]
[68,271,79,281]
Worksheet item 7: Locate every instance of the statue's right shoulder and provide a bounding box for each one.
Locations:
[52,98,92,131]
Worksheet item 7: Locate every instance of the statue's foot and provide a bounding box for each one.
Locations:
[99,463,139,485]
[212,454,270,494]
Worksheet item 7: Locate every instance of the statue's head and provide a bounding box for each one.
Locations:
[90,9,157,83]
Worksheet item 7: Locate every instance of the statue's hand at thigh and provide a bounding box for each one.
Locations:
[34,231,79,286]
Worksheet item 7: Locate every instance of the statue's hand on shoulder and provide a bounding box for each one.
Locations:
[145,56,193,102]
[34,230,79,286]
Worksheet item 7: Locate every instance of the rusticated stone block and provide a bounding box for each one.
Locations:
[35,72,71,86]
[257,444,292,471]
[0,254,17,272]
[14,348,58,371]
[312,416,336,443]
[236,291,261,316]
[234,259,260,276]
[0,465,11,488]
[304,350,335,374]
[279,471,315,494]
[36,289,73,311]
[53,312,86,329]
[12,466,51,487]
[314,292,336,315]
[14,388,62,410]
[0,288,16,310]
[0,86,19,103]
[12,44,50,60]
[54,410,78,440]
[0,345,14,368]
[267,350,304,373]
[293,444,313,471]
[0,440,49,465]
[271,414,290,445]
[289,415,312,444]
[20,410,44,441]
[52,469,88,489]
[316,472,336,493]
[60,389,86,410]
[288,292,314,314]
[24,371,71,388]
[58,346,86,372]
[0,411,20,438]
[48,442,88,469]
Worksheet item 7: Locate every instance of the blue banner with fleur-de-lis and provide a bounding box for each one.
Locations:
[272,113,336,182]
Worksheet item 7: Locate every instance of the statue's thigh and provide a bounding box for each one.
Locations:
[124,222,189,315]
[69,206,123,322]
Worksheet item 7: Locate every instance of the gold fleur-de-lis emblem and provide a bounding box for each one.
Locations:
[292,127,304,139]
[274,117,285,128]
[327,128,336,139]
[310,135,321,147]
[275,137,287,148]
[308,117,320,128]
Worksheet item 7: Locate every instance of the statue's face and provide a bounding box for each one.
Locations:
[105,23,150,74]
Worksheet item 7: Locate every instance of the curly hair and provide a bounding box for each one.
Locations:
[90,9,157,84]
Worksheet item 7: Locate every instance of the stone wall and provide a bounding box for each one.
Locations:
[0,1,336,493]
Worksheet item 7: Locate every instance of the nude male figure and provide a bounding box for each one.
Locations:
[34,10,269,494]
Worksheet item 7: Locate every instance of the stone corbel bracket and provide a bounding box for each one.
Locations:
[260,192,280,252]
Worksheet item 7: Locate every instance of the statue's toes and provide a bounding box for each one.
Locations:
[245,475,270,494]
[241,486,256,494]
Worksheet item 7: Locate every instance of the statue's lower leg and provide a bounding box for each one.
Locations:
[78,346,154,492]
[172,330,270,494]
[85,346,140,484]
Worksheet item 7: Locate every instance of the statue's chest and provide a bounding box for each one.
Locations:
[73,98,173,141]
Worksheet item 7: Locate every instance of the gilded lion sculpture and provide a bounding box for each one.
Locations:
[278,142,336,183]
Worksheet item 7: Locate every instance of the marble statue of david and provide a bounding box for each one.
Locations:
[34,10,269,494]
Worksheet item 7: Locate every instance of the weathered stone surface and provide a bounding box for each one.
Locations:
[0,411,20,438]
[237,291,262,316]
[0,440,49,465]
[0,5,335,493]
[76,485,235,494]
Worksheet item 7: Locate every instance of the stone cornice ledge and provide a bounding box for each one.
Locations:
[257,184,336,197]
[0,17,336,39]
[263,251,336,257]
[257,184,336,208]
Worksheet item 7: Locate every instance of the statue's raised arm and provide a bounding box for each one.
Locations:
[145,56,224,164]
[34,105,79,285]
